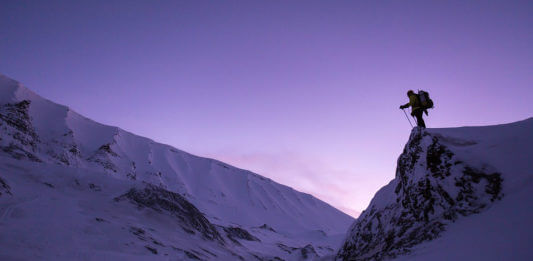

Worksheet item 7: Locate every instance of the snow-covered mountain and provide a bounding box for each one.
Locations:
[337,119,533,260]
[0,74,354,260]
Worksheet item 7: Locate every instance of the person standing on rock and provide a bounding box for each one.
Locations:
[400,90,426,128]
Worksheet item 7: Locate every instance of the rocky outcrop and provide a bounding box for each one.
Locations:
[0,100,41,162]
[0,177,11,196]
[223,226,260,243]
[87,142,120,173]
[337,128,503,261]
[275,243,319,260]
[299,244,319,260]
[115,184,224,243]
[0,100,81,166]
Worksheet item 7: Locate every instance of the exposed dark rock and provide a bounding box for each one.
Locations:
[95,217,105,222]
[49,150,71,165]
[1,100,84,166]
[276,243,297,254]
[152,239,165,247]
[276,243,318,260]
[0,100,36,138]
[217,163,229,169]
[145,171,163,178]
[190,250,205,258]
[184,250,201,260]
[230,252,245,261]
[460,166,502,203]
[426,137,454,179]
[223,226,260,243]
[127,162,137,180]
[115,184,224,243]
[126,172,137,180]
[258,224,276,232]
[171,246,205,260]
[0,177,12,196]
[145,245,158,254]
[252,254,286,261]
[200,247,217,257]
[337,128,503,261]
[87,142,119,172]
[43,182,54,188]
[317,246,335,252]
[2,144,42,162]
[0,100,42,162]
[129,226,147,241]
[88,157,118,173]
[97,144,118,157]
[88,183,101,191]
[300,244,318,260]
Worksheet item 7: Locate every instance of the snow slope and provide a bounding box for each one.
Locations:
[337,119,533,260]
[0,74,354,260]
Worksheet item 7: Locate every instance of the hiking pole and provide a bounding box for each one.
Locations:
[402,109,414,128]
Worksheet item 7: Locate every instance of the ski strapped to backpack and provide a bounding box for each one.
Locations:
[417,90,434,109]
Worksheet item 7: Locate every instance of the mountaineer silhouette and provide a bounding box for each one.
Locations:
[400,90,433,128]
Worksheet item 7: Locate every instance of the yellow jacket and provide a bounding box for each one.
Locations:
[403,93,421,113]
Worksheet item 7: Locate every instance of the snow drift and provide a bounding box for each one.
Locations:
[337,119,533,260]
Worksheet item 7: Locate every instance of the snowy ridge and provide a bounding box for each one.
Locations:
[337,119,533,260]
[0,74,353,260]
[0,74,352,233]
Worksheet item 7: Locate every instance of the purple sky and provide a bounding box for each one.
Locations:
[1,0,532,216]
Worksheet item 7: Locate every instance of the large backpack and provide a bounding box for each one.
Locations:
[418,90,434,109]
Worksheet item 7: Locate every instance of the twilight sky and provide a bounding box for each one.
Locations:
[1,0,532,216]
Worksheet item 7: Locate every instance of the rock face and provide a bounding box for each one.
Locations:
[337,128,503,261]
[115,184,224,243]
[0,100,41,162]
[223,226,260,243]
[0,177,11,197]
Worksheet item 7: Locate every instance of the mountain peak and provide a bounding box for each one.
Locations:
[336,119,533,260]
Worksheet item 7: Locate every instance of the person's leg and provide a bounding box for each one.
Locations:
[415,110,426,128]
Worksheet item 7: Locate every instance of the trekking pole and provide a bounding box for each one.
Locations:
[402,109,414,128]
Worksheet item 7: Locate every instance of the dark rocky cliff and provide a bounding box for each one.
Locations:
[336,128,503,261]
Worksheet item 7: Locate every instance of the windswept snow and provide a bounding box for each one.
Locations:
[0,74,354,260]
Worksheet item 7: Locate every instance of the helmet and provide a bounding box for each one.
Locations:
[407,90,415,97]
